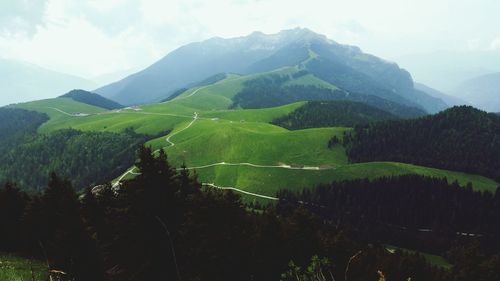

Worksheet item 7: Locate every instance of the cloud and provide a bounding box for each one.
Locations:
[0,0,49,36]
[491,38,500,50]
[1,0,500,78]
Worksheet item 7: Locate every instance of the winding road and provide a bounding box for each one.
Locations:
[165,112,198,147]
[47,107,89,116]
[185,161,333,171]
[111,110,334,197]
[201,183,279,200]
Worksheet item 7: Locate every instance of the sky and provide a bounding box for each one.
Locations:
[1,0,500,85]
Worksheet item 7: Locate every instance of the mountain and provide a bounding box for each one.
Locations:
[415,82,468,107]
[452,72,500,112]
[60,89,123,110]
[96,28,443,113]
[0,58,96,106]
[229,72,426,118]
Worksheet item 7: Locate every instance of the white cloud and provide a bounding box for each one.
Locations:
[490,38,500,50]
[1,0,500,78]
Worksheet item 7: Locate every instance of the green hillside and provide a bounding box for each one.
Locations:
[11,97,107,132]
[10,75,499,199]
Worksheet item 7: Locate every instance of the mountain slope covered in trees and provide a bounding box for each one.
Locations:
[231,73,426,118]
[61,89,123,110]
[344,106,500,181]
[272,100,397,129]
[0,128,146,190]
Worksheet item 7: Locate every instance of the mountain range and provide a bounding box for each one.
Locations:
[95,28,448,114]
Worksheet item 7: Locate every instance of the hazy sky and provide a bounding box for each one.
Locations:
[1,0,500,80]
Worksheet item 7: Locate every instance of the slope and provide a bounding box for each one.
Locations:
[12,78,499,198]
[61,89,123,110]
[95,28,445,113]
[345,106,500,181]
[271,100,397,129]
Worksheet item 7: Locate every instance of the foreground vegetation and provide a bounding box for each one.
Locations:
[0,254,47,281]
[1,149,499,280]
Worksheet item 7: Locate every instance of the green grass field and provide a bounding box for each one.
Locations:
[11,71,500,200]
[0,253,48,281]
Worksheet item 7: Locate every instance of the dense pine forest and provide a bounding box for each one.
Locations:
[272,100,397,129]
[232,74,425,118]
[0,108,48,145]
[1,148,499,280]
[61,90,123,110]
[0,128,146,190]
[343,106,500,181]
[0,108,146,190]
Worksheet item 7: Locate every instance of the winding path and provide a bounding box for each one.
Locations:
[202,183,279,200]
[185,162,332,171]
[112,110,335,192]
[47,107,89,117]
[165,112,198,147]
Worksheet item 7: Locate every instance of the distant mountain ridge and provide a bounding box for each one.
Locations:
[0,58,96,106]
[95,28,446,113]
[414,82,467,108]
[60,89,123,110]
[452,72,500,112]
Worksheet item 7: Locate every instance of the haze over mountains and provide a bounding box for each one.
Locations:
[452,72,500,112]
[0,58,96,106]
[95,28,448,113]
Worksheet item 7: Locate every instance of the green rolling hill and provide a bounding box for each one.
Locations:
[10,73,499,200]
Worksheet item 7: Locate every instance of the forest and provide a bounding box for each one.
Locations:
[272,100,397,129]
[304,57,418,110]
[1,148,499,281]
[0,128,146,191]
[0,108,48,144]
[232,74,425,118]
[61,89,123,110]
[343,106,500,181]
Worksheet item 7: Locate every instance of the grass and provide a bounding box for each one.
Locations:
[385,245,452,269]
[146,119,349,167]
[0,253,48,281]
[11,70,500,201]
[11,97,106,133]
[284,73,338,90]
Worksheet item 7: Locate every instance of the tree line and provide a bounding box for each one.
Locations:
[272,100,397,130]
[342,106,500,181]
[0,147,500,281]
[61,89,123,110]
[0,107,149,191]
[232,73,424,118]
[0,128,146,191]
[1,147,500,280]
